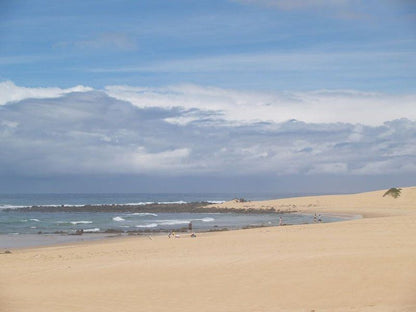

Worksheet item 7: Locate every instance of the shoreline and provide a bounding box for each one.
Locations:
[1,187,415,312]
[0,210,354,250]
[3,185,415,252]
[6,186,415,251]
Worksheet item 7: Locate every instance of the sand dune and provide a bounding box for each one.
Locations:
[208,186,416,217]
[1,187,415,312]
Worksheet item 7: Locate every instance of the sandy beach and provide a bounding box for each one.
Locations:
[1,187,415,312]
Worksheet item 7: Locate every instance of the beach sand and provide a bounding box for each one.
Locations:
[1,187,415,312]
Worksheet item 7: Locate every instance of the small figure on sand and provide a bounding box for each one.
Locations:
[314,213,317,223]
[279,216,283,226]
[168,230,173,238]
[318,214,322,223]
[190,232,196,238]
[188,221,193,232]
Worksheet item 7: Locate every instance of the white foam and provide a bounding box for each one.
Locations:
[124,202,154,206]
[206,200,225,204]
[135,223,158,228]
[0,205,28,209]
[0,200,193,210]
[157,201,187,204]
[125,201,188,205]
[30,218,40,222]
[83,228,100,233]
[112,216,125,222]
[201,217,215,222]
[159,220,190,226]
[70,221,93,225]
[129,213,158,217]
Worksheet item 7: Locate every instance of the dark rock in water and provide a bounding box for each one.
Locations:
[69,229,84,235]
[208,227,229,232]
[242,224,267,230]
[104,229,124,234]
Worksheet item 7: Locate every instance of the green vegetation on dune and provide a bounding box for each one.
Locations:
[383,188,402,198]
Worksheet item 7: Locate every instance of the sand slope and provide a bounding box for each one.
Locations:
[1,187,416,312]
[208,186,416,217]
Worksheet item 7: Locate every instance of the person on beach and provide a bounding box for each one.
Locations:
[318,214,322,223]
[314,213,317,223]
[188,221,192,231]
[279,216,283,226]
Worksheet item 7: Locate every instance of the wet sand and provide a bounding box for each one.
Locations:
[0,233,123,250]
[1,187,415,312]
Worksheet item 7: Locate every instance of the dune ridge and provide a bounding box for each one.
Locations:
[208,186,416,217]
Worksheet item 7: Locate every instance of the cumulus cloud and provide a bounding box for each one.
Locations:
[0,81,92,106]
[0,85,415,178]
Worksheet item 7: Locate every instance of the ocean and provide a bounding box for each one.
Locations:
[0,192,307,209]
[0,193,347,248]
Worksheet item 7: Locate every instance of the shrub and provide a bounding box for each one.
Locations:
[383,188,402,198]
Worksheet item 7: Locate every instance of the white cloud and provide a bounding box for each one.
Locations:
[0,82,415,178]
[350,159,403,175]
[127,147,191,172]
[307,162,348,174]
[0,81,92,106]
[59,146,191,175]
[105,84,416,126]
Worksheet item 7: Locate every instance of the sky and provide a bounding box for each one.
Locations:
[0,0,415,194]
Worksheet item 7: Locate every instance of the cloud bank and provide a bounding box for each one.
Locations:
[1,81,415,180]
[105,84,416,126]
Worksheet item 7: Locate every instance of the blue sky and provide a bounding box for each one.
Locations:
[1,0,415,91]
[0,0,415,194]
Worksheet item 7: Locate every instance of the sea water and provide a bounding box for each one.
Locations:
[0,193,348,248]
[0,210,343,235]
[0,192,299,208]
